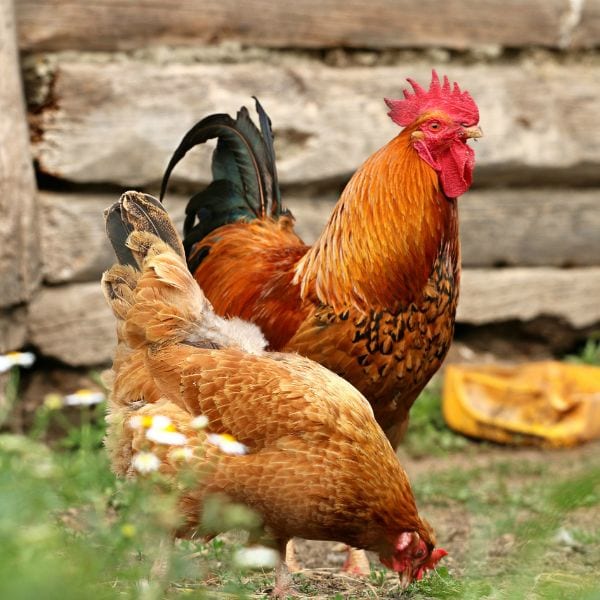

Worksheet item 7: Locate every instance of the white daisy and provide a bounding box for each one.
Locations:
[146,426,188,446]
[64,389,105,406]
[233,546,279,569]
[191,414,209,430]
[129,414,171,431]
[0,351,36,373]
[207,433,248,455]
[132,451,160,474]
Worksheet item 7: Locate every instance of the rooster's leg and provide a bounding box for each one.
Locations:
[341,546,371,577]
[284,538,302,573]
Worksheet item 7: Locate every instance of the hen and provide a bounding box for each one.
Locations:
[160,71,481,450]
[101,191,446,596]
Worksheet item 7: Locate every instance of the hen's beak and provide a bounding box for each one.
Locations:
[463,125,483,139]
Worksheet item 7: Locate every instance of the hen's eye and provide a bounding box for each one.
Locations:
[428,121,441,131]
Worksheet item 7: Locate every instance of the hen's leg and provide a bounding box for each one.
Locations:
[150,536,172,581]
[285,539,302,573]
[341,546,371,576]
[272,539,299,598]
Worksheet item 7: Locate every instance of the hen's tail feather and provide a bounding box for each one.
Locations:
[103,191,266,359]
[105,203,137,267]
[101,264,139,322]
[159,100,289,270]
[102,191,209,346]
[105,191,185,264]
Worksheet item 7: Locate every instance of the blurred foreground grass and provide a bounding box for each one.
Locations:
[0,341,599,599]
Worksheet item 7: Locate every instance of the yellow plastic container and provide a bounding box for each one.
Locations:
[443,361,600,447]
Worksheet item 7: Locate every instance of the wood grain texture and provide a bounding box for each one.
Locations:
[289,191,600,268]
[0,305,27,353]
[15,0,570,52]
[459,190,600,268]
[0,0,39,308]
[572,0,600,47]
[29,57,600,188]
[27,282,116,366]
[36,189,600,290]
[457,268,600,328]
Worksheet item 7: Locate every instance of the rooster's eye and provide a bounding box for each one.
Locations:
[428,121,441,131]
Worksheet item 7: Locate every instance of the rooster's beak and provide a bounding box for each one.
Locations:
[463,125,483,139]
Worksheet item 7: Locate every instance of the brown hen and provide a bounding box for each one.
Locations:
[101,191,446,596]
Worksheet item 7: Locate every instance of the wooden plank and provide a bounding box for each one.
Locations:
[27,282,115,366]
[29,57,600,188]
[286,191,600,268]
[37,189,600,289]
[15,0,567,52]
[0,0,39,308]
[26,266,600,366]
[459,190,600,268]
[0,306,27,354]
[39,192,327,284]
[457,268,600,328]
[572,0,600,47]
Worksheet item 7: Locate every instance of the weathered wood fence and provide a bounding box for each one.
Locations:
[1,0,599,366]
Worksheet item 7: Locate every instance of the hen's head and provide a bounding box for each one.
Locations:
[379,531,447,589]
[385,70,482,198]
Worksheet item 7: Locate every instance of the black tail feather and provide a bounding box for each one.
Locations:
[252,97,281,212]
[160,100,287,270]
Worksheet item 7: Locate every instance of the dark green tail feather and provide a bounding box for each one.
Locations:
[160,99,288,269]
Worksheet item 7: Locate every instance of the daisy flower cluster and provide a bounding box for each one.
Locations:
[128,412,249,475]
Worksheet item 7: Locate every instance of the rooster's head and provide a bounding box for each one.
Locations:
[385,70,482,198]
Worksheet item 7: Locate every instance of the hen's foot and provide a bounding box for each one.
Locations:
[341,546,371,577]
[271,558,299,598]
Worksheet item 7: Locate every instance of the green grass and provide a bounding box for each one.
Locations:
[566,337,600,365]
[403,383,468,458]
[1,337,600,599]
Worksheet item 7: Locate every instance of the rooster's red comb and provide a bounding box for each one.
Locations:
[385,70,479,127]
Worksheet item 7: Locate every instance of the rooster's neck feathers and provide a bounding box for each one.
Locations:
[294,130,458,311]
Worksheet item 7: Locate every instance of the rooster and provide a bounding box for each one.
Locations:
[160,71,481,572]
[101,191,447,596]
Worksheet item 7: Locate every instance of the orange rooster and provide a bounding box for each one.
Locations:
[160,71,481,450]
[101,191,447,596]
